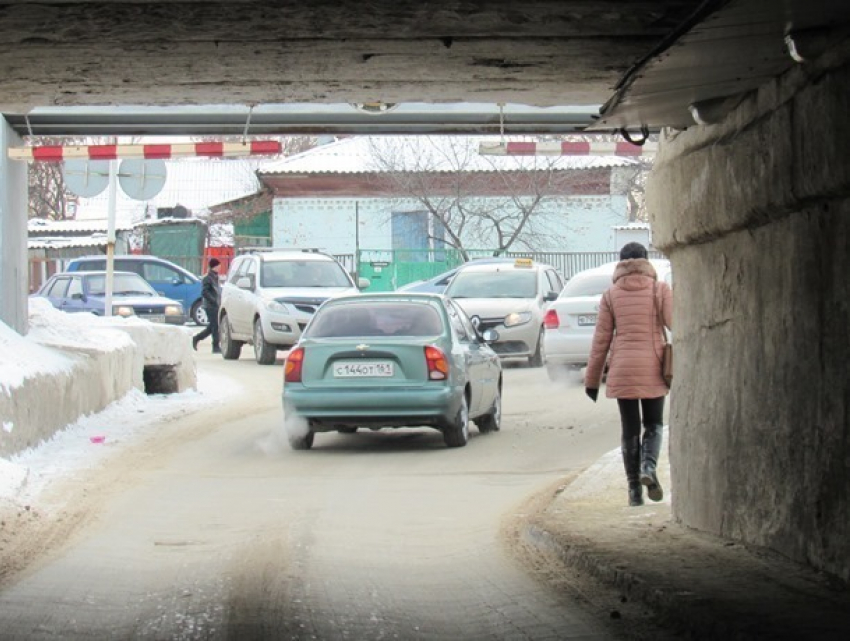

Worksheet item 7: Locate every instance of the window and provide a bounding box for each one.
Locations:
[447,270,538,299]
[444,299,472,342]
[46,277,71,298]
[115,259,143,276]
[67,277,83,298]
[545,270,564,294]
[308,302,443,338]
[559,272,613,298]
[142,262,184,284]
[228,257,248,283]
[261,260,351,288]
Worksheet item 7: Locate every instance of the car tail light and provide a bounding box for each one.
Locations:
[544,309,560,329]
[284,347,305,383]
[424,345,449,381]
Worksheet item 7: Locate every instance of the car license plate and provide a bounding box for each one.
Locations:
[577,314,597,326]
[142,314,165,323]
[333,361,394,377]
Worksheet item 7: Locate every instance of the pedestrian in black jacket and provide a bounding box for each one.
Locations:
[192,258,222,353]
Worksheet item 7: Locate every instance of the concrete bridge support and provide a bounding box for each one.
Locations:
[649,38,850,580]
[0,117,27,333]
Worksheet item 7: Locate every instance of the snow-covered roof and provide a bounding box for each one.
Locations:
[28,218,133,234]
[133,216,207,228]
[258,136,639,175]
[28,236,109,250]
[612,222,651,230]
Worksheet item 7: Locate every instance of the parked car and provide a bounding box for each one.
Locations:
[282,292,502,450]
[219,250,370,365]
[543,259,672,380]
[397,257,515,294]
[443,258,564,367]
[66,255,205,325]
[33,271,186,324]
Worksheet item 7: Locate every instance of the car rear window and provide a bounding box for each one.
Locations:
[307,303,443,338]
[559,272,613,298]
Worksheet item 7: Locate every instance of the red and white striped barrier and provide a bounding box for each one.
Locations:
[8,140,283,162]
[479,141,656,157]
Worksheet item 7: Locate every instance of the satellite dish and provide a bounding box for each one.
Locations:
[119,159,167,200]
[62,159,110,197]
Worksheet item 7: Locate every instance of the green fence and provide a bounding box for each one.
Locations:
[355,249,665,291]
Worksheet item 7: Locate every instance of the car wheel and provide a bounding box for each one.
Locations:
[191,300,208,326]
[443,393,470,448]
[528,328,545,367]
[287,428,315,450]
[220,314,243,360]
[474,386,501,434]
[254,318,278,365]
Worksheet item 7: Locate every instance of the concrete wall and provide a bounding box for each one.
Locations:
[648,38,850,580]
[273,195,630,255]
[0,118,27,333]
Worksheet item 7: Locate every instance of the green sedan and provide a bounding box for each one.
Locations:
[282,293,503,449]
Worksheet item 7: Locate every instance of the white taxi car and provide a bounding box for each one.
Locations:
[443,258,564,367]
[543,259,672,380]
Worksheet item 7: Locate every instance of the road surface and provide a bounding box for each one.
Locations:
[0,351,625,640]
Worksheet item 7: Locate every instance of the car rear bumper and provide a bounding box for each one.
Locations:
[283,385,462,429]
[544,331,592,365]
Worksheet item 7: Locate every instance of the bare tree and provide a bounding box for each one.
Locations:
[27,145,72,219]
[366,137,583,259]
[539,132,655,222]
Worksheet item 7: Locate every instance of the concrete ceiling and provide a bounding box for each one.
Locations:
[0,1,701,115]
[1,1,848,136]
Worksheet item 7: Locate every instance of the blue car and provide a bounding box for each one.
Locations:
[33,271,186,325]
[66,255,206,325]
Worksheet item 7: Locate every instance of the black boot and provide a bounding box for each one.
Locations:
[622,436,644,507]
[640,425,664,502]
[192,335,199,351]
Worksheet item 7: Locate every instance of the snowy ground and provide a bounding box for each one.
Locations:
[1,301,242,513]
[0,367,241,510]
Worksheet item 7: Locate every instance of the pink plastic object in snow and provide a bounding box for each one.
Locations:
[90,435,106,444]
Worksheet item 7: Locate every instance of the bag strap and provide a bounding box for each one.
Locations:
[653,282,668,345]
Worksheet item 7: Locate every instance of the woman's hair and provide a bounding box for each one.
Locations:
[619,242,648,260]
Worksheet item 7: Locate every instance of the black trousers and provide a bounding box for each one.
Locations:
[616,397,665,440]
[194,306,220,349]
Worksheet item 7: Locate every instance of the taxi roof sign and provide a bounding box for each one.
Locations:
[514,258,534,268]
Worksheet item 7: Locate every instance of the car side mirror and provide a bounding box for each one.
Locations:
[358,277,371,289]
[544,291,558,302]
[236,275,254,290]
[72,292,85,301]
[481,328,499,343]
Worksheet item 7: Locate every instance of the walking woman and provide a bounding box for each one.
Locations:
[585,242,673,506]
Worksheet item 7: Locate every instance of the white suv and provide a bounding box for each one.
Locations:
[219,250,368,364]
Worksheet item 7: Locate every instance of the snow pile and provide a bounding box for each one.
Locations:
[25,297,136,352]
[0,367,242,504]
[0,304,78,393]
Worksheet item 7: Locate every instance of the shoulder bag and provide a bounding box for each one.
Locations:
[653,282,672,387]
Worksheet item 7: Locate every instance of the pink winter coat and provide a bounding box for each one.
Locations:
[585,259,673,399]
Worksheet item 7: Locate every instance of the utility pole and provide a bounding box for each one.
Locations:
[354,201,360,282]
